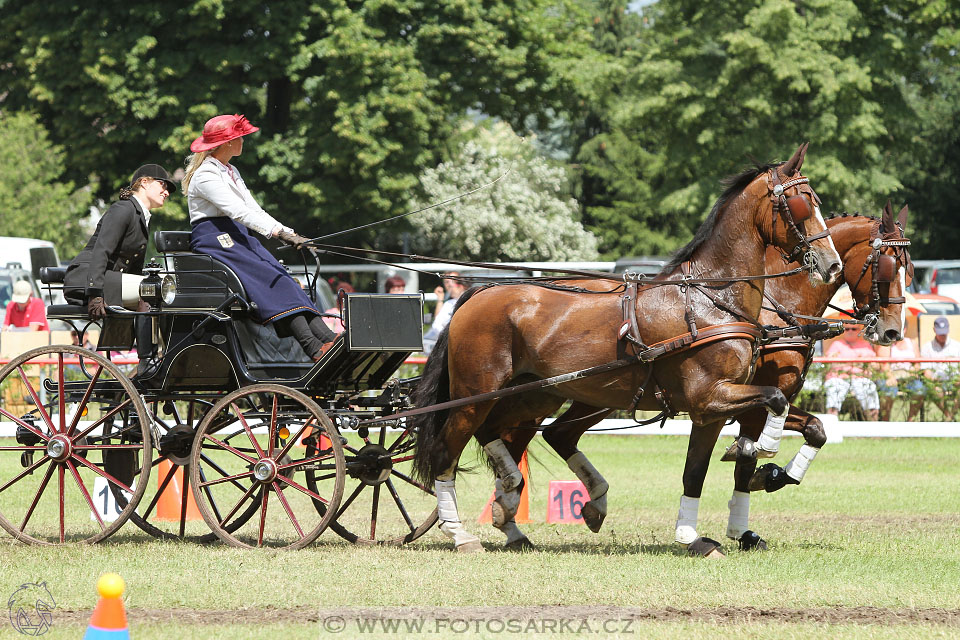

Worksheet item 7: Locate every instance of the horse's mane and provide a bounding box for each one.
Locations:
[662,161,780,273]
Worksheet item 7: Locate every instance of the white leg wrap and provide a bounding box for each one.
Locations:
[757,406,788,455]
[567,450,609,515]
[674,495,699,545]
[436,479,480,548]
[784,444,820,483]
[483,439,523,493]
[726,491,750,540]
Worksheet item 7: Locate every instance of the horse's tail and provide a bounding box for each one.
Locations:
[411,286,489,484]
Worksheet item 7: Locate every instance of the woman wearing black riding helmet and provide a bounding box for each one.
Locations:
[64,164,176,317]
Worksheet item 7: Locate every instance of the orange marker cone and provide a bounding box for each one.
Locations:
[155,460,201,522]
[478,452,530,524]
[83,573,129,639]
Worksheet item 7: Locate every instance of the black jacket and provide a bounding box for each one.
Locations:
[64,198,149,301]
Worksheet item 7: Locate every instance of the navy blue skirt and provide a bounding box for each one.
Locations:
[191,218,320,324]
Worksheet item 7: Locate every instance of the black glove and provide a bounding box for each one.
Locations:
[88,296,108,321]
[277,230,311,250]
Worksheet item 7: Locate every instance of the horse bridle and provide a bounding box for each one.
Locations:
[768,168,831,269]
[848,220,912,331]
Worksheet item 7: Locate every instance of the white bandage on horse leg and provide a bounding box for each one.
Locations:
[726,491,750,540]
[492,482,528,545]
[567,450,609,513]
[757,406,789,455]
[674,495,699,545]
[483,439,523,493]
[784,444,820,483]
[436,479,481,548]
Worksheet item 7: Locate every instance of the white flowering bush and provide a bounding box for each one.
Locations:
[407,127,599,262]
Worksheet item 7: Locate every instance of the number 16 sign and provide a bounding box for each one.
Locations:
[547,480,587,524]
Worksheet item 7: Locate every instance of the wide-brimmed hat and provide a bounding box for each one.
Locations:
[190,114,259,152]
[11,280,32,304]
[131,164,177,192]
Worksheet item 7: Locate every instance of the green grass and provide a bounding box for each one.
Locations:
[2,436,960,639]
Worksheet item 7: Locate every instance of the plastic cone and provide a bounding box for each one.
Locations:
[478,452,530,524]
[155,460,201,522]
[83,573,130,639]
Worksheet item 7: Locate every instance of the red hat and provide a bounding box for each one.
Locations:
[190,114,259,152]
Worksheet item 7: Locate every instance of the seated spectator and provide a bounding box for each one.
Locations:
[323,280,354,335]
[824,326,879,421]
[422,272,467,355]
[385,275,407,294]
[920,316,960,421]
[2,281,49,331]
[875,337,922,421]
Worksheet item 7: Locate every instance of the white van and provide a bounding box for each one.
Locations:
[0,237,63,303]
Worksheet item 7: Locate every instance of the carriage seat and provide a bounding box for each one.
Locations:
[154,231,248,309]
[38,267,88,318]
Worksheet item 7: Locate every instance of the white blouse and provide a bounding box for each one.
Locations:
[187,157,289,238]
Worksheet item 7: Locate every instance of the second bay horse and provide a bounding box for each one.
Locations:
[410,144,842,554]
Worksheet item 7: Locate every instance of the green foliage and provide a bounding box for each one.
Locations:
[0,112,94,255]
[406,123,599,261]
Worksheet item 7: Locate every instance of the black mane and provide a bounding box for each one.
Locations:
[662,162,780,273]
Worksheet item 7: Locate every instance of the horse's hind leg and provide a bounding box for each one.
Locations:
[496,426,539,550]
[542,403,613,533]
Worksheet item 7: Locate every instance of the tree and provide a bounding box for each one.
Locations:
[405,123,599,262]
[0,111,94,255]
[0,0,589,245]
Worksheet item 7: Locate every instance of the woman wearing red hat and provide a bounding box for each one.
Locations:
[64,164,175,317]
[182,114,335,360]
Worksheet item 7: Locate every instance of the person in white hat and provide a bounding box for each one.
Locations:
[2,280,49,331]
[920,315,960,420]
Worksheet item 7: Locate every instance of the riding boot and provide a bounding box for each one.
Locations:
[134,306,158,377]
[308,315,337,343]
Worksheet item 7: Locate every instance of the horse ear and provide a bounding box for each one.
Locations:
[881,199,895,233]
[780,142,808,176]
[897,204,909,232]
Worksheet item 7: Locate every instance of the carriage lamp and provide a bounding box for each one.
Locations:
[139,263,177,307]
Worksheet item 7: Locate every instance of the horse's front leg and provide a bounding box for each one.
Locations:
[749,406,826,493]
[676,419,727,558]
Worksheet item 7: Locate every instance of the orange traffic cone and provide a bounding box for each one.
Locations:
[83,573,129,639]
[155,460,201,522]
[478,452,530,524]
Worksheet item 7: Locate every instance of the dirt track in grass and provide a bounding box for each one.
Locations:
[50,605,960,626]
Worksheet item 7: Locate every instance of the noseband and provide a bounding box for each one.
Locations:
[768,168,831,267]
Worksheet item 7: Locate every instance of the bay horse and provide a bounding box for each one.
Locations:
[490,202,912,553]
[410,144,843,554]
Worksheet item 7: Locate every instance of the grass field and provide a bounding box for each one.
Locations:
[2,434,959,639]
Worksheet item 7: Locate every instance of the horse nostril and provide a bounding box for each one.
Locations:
[885,329,901,343]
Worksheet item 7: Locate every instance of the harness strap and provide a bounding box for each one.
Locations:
[638,322,763,362]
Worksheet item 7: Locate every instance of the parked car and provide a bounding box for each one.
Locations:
[910,293,960,316]
[614,256,668,277]
[912,259,960,300]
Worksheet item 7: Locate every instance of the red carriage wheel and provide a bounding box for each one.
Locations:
[0,346,151,545]
[188,384,345,549]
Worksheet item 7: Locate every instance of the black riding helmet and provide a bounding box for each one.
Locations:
[131,164,177,192]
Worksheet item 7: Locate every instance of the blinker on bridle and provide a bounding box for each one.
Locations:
[769,168,830,266]
[850,223,912,326]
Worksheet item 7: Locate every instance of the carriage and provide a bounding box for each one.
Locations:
[0,231,439,549]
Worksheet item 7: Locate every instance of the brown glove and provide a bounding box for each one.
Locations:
[277,230,312,250]
[88,296,108,321]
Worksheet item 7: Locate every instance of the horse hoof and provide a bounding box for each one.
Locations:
[756,446,778,459]
[581,502,605,533]
[749,463,796,493]
[737,530,768,551]
[490,501,507,528]
[720,441,739,462]
[686,536,725,559]
[504,537,535,551]
[456,539,485,553]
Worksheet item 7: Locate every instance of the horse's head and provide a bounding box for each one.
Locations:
[761,143,842,286]
[843,202,913,345]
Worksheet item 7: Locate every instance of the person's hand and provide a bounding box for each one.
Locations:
[88,296,108,321]
[433,286,444,300]
[277,230,312,250]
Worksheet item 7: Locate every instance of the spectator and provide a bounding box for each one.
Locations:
[323,281,354,335]
[2,281,49,331]
[824,326,880,421]
[422,272,467,354]
[875,337,923,421]
[385,276,407,294]
[920,316,960,420]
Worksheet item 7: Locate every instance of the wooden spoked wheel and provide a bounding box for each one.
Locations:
[308,425,438,545]
[0,346,151,545]
[189,384,345,549]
